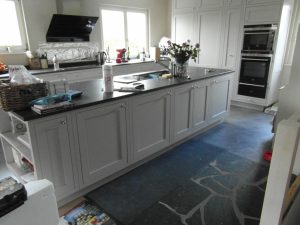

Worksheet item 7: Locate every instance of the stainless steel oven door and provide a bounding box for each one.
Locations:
[239,54,272,86]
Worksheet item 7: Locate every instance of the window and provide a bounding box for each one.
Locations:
[100,7,148,59]
[0,0,27,52]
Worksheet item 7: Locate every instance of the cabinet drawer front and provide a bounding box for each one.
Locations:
[76,102,127,186]
[238,84,266,99]
[131,91,171,162]
[34,115,75,199]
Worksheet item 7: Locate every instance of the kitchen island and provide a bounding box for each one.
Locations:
[1,67,233,205]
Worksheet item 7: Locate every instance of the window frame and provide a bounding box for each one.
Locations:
[0,0,27,53]
[99,5,149,59]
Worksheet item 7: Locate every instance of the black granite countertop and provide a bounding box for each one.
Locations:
[12,67,233,121]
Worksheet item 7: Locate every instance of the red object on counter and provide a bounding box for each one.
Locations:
[116,48,127,63]
[263,151,272,161]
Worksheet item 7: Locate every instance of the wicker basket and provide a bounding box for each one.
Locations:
[0,80,48,111]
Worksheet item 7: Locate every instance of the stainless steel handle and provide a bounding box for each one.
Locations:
[60,120,67,125]
[244,32,273,35]
[239,82,265,88]
[242,58,269,62]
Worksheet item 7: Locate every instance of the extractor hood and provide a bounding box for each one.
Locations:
[46,14,99,42]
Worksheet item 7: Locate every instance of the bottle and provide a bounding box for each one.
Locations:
[40,53,48,69]
[140,48,146,62]
[127,47,130,61]
[53,55,60,71]
[102,64,114,92]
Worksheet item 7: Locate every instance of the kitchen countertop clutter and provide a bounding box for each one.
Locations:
[12,67,232,121]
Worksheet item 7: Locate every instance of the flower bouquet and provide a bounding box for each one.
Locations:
[166,40,200,77]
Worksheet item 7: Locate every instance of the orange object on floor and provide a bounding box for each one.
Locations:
[263,151,272,161]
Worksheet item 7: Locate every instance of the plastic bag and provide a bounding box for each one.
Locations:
[9,65,42,84]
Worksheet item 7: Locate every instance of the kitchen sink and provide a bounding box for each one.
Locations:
[114,70,169,84]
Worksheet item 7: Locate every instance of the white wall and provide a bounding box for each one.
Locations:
[277,25,300,124]
[80,0,170,49]
[22,0,57,52]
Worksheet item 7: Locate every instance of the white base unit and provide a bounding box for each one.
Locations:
[1,72,233,203]
[76,102,128,187]
[130,90,171,162]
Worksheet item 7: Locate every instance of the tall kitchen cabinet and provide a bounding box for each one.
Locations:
[172,0,243,69]
[76,101,128,187]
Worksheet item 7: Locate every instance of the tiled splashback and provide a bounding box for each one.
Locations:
[36,42,100,64]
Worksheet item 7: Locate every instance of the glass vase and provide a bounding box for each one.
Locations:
[174,61,189,78]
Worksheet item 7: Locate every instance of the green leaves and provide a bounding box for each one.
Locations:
[166,40,200,64]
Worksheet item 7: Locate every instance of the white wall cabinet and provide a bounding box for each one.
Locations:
[207,75,232,121]
[33,114,76,200]
[130,90,171,162]
[173,0,195,12]
[221,8,242,70]
[199,0,224,9]
[76,102,128,186]
[226,0,243,7]
[245,4,283,24]
[173,12,196,44]
[197,10,223,67]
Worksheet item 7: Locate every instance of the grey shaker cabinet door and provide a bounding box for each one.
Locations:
[76,102,128,186]
[34,115,76,200]
[173,84,193,142]
[192,81,208,131]
[130,90,171,162]
[207,75,232,121]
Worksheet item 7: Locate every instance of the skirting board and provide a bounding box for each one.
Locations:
[231,100,264,111]
[57,118,224,207]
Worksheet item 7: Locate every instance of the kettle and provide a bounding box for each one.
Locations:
[97,51,107,65]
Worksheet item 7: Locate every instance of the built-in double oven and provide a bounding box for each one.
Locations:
[238,24,277,99]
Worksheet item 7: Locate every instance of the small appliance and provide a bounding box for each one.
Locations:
[242,24,277,54]
[96,51,107,65]
[116,49,127,63]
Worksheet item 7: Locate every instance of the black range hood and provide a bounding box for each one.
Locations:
[46,14,99,42]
